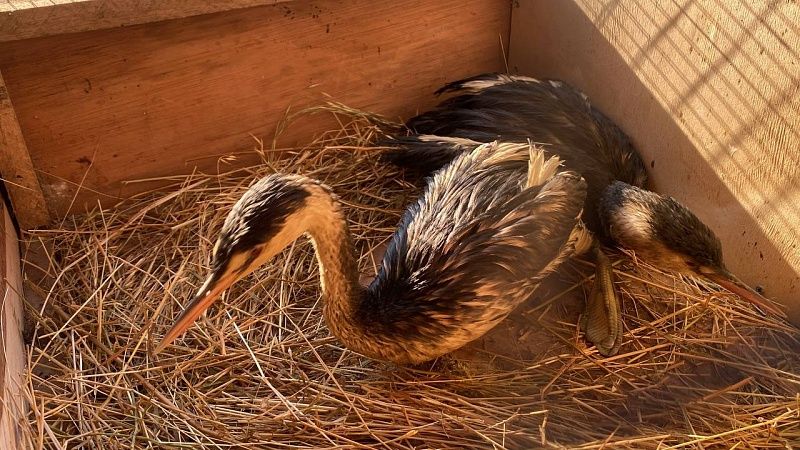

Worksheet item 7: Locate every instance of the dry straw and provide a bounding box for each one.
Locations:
[19,104,800,449]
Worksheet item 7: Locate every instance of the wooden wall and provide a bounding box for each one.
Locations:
[0,1,293,42]
[509,0,800,324]
[0,0,511,227]
[0,199,26,450]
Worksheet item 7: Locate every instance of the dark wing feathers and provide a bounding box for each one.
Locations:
[360,144,586,341]
[376,135,482,176]
[390,73,646,191]
[431,172,586,288]
[379,73,647,233]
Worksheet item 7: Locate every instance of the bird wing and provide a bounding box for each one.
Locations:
[360,144,586,343]
[376,135,482,176]
[415,170,587,303]
[409,74,598,146]
[403,73,647,189]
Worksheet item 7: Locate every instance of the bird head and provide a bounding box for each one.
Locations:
[600,181,784,317]
[154,173,326,353]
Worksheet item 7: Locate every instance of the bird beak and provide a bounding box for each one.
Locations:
[154,268,240,354]
[704,268,786,318]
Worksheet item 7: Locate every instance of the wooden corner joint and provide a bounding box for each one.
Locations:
[0,70,51,230]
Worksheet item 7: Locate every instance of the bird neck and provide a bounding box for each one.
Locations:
[304,192,364,342]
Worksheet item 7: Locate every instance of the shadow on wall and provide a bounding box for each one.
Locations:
[591,0,800,233]
[509,0,800,324]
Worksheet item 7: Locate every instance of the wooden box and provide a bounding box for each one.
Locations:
[1,1,798,447]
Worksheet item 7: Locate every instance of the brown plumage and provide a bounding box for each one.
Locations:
[600,181,783,317]
[378,73,650,355]
[154,74,783,364]
[154,143,588,364]
[380,73,647,235]
[379,73,785,346]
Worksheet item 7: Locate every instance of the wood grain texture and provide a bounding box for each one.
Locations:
[0,0,509,222]
[0,200,26,450]
[0,70,50,231]
[0,0,293,42]
[0,201,5,435]
[509,0,800,323]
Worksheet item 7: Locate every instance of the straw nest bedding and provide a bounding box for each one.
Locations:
[18,106,800,449]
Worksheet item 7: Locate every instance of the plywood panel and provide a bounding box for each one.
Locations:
[0,200,26,450]
[0,0,293,42]
[0,0,510,222]
[509,0,800,324]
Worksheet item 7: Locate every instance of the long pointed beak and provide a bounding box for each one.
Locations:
[705,269,786,318]
[154,269,240,354]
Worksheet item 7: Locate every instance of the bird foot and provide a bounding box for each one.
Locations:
[580,245,623,357]
[580,309,621,356]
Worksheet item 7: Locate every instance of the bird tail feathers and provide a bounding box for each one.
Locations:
[376,135,482,177]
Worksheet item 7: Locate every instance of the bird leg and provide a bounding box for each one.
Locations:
[580,242,623,356]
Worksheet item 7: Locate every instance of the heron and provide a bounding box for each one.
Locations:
[154,143,589,363]
[378,73,784,355]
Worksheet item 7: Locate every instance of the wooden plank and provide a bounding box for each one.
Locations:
[0,0,294,42]
[0,201,5,444]
[0,199,27,450]
[508,0,800,324]
[0,0,510,218]
[0,70,50,230]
